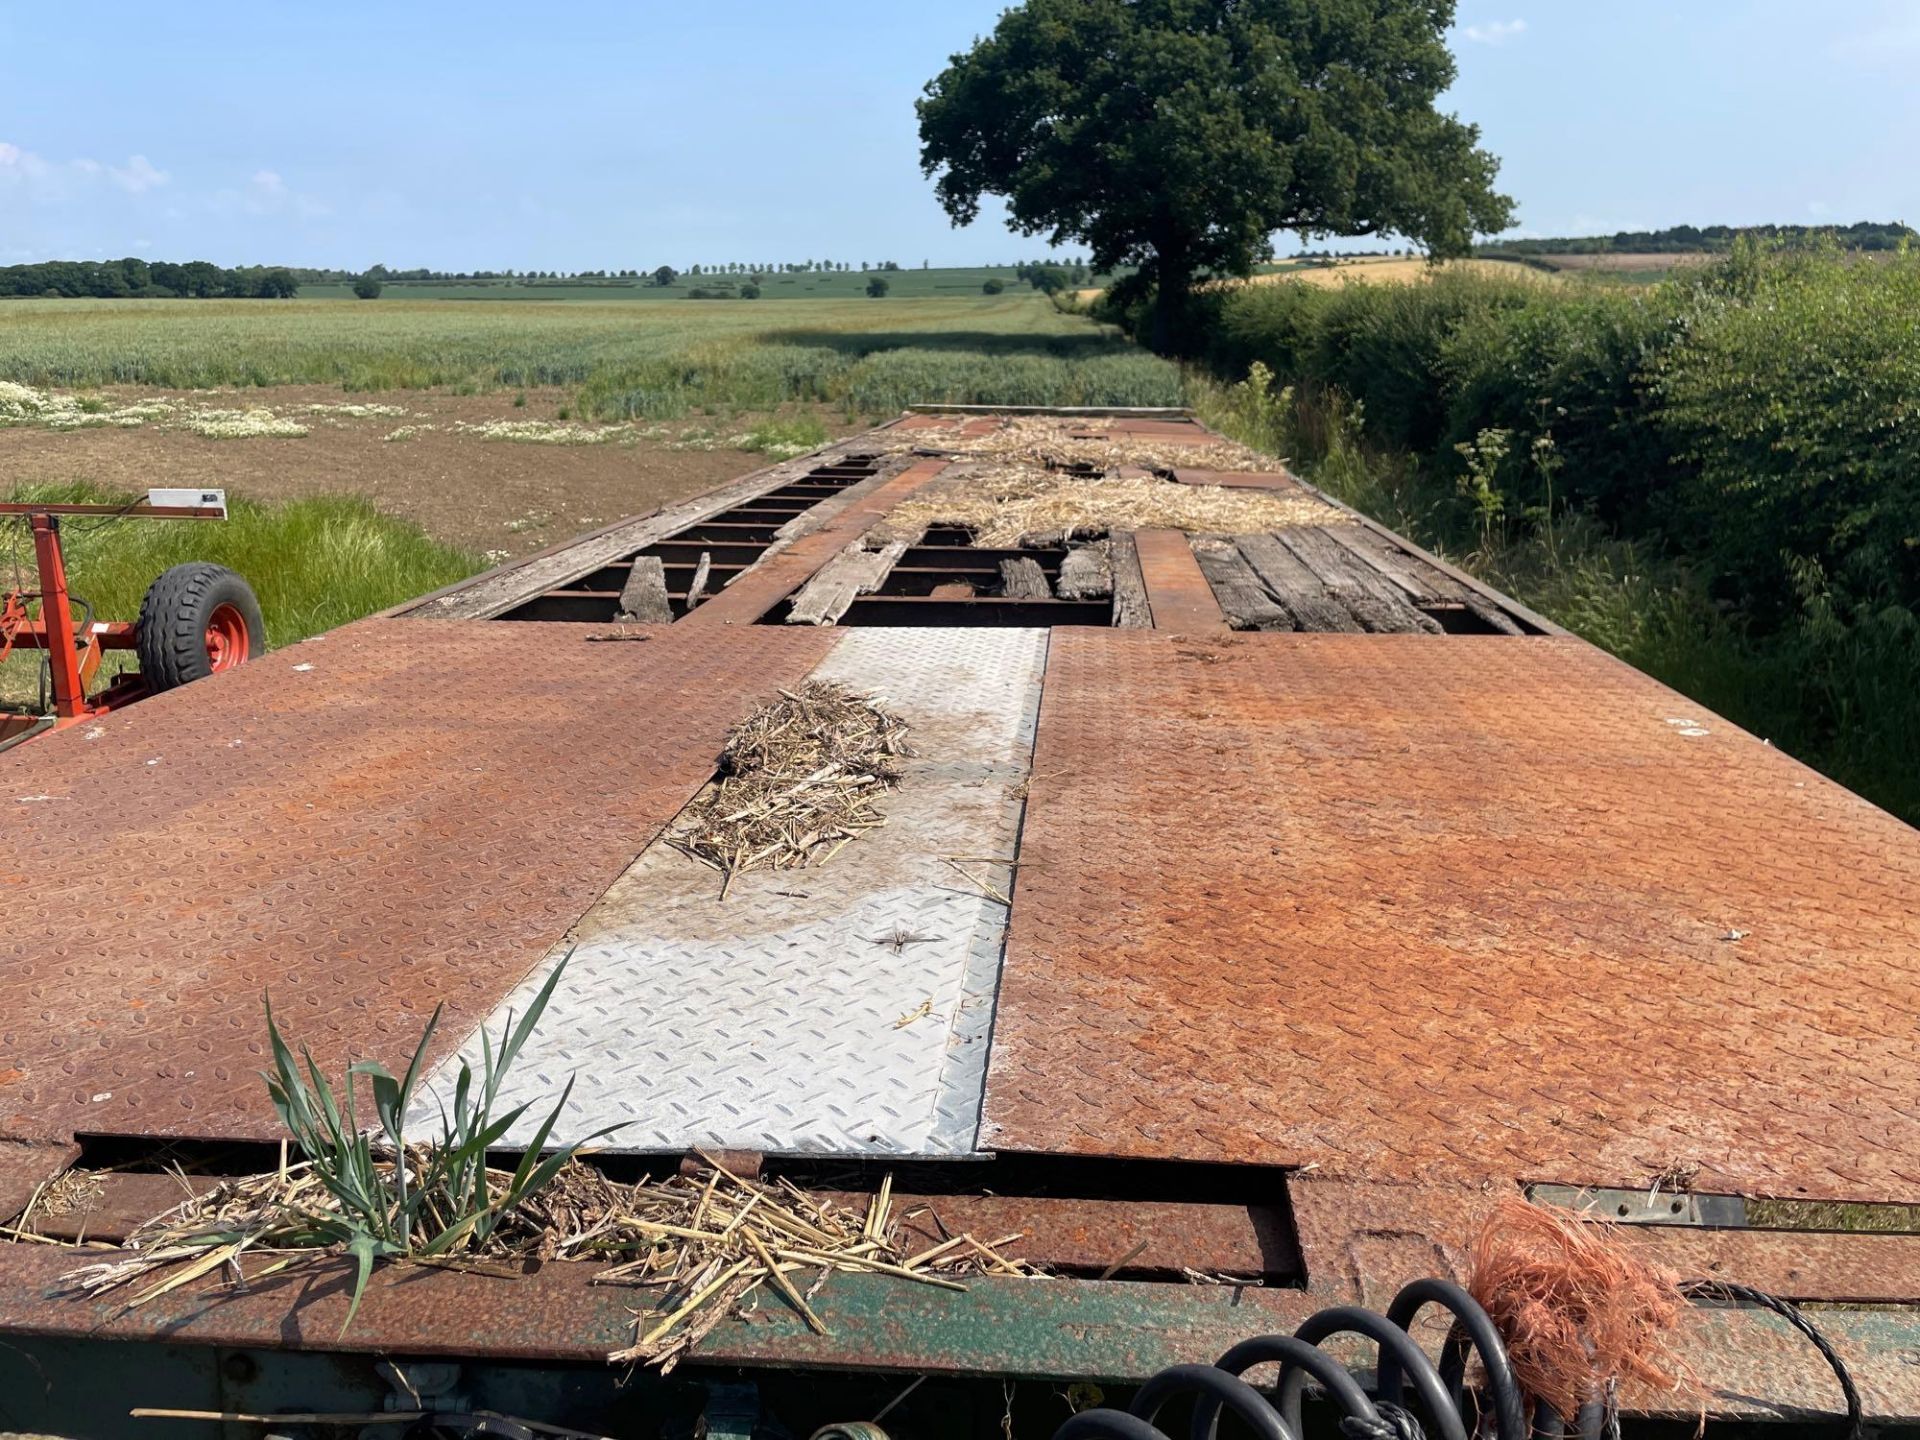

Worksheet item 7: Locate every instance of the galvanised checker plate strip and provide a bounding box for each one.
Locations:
[418,628,1048,1156]
[984,630,1920,1202]
[0,619,835,1146]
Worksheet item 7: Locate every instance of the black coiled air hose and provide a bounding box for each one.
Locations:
[1048,1274,1863,1440]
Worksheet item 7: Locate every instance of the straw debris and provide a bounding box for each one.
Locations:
[968,417,1286,474]
[670,682,910,891]
[64,1155,1040,1374]
[32,1169,104,1218]
[895,416,1287,476]
[873,464,1342,548]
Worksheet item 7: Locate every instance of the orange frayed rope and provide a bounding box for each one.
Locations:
[1467,1196,1698,1421]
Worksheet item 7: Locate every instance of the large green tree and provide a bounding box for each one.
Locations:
[918,0,1513,350]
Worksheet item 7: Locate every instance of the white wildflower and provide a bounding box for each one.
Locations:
[454,418,630,445]
[184,407,309,439]
[303,402,410,419]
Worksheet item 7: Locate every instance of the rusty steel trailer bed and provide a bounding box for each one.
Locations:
[3,409,1919,1433]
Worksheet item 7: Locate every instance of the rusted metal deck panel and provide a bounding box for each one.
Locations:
[0,618,835,1150]
[985,630,1920,1202]
[1132,528,1231,635]
[0,1247,1906,1420]
[21,1170,1289,1278]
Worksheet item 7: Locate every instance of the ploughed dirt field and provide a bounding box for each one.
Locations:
[0,385,859,560]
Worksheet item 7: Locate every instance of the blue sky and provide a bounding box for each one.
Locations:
[2,1,1916,270]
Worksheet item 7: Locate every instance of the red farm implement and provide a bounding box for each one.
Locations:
[0,490,263,749]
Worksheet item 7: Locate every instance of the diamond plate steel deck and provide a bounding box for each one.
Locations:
[421,627,1048,1156]
[0,619,834,1147]
[984,631,1920,1201]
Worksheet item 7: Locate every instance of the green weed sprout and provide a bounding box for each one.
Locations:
[262,952,619,1328]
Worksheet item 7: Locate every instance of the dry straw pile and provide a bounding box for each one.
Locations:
[892,416,1287,475]
[670,682,911,895]
[877,464,1341,548]
[962,416,1287,475]
[63,1155,1035,1373]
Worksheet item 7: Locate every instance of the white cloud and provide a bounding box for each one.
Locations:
[0,141,49,179]
[108,155,169,194]
[210,166,330,221]
[1462,18,1527,45]
[2,145,170,198]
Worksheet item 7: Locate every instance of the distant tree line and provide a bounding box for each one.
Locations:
[1484,222,1917,257]
[2,253,1111,301]
[0,258,299,299]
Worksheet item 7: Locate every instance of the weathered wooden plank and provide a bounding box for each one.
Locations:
[1192,538,1296,632]
[1233,533,1363,634]
[684,551,714,610]
[615,556,673,624]
[1276,526,1442,634]
[401,442,883,621]
[999,557,1053,600]
[786,540,910,626]
[1056,543,1113,601]
[1322,525,1525,636]
[1109,533,1152,629]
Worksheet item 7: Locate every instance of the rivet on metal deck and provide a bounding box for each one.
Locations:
[984,630,1920,1201]
[0,618,836,1146]
[422,627,1048,1156]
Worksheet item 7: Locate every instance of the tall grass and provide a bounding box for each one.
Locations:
[0,296,1185,419]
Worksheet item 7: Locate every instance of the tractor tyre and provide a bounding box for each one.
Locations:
[135,563,265,692]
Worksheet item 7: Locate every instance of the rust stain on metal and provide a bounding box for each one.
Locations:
[851,1192,1294,1278]
[986,631,1920,1202]
[1294,1175,1920,1308]
[1131,529,1230,635]
[0,619,835,1148]
[682,459,951,627]
[1289,1176,1504,1309]
[1630,1225,1920,1305]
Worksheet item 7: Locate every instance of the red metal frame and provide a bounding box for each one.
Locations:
[0,500,221,741]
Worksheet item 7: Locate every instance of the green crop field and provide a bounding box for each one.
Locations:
[0,294,1182,418]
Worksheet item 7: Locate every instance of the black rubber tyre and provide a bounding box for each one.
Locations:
[135,562,266,692]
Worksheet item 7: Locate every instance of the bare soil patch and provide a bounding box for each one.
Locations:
[0,386,858,560]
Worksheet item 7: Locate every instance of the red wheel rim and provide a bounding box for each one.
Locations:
[203,603,251,671]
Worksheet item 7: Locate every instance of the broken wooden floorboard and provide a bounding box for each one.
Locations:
[787,540,911,626]
[616,556,674,625]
